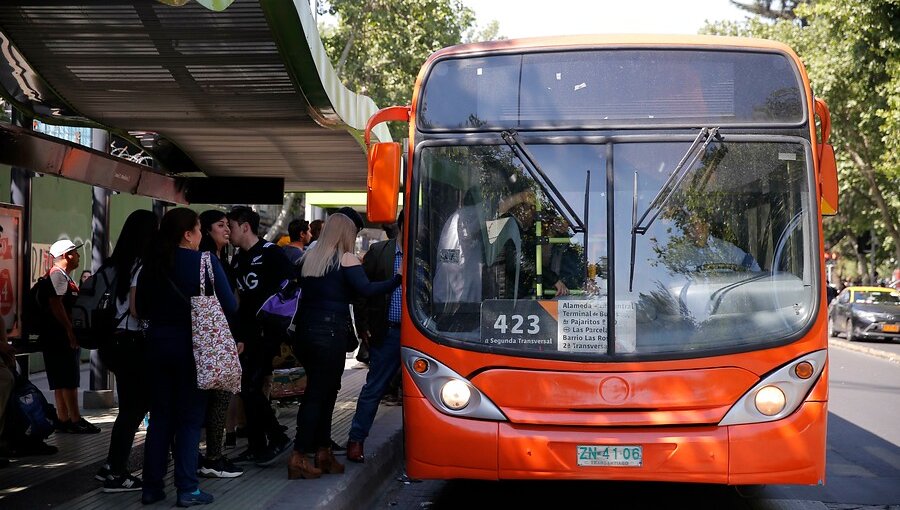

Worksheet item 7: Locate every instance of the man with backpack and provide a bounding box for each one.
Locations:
[227,207,295,467]
[39,239,100,434]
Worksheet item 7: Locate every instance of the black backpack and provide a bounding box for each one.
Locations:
[70,264,120,349]
[21,273,53,339]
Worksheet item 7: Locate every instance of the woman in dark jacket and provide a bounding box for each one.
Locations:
[136,208,237,506]
[288,210,400,480]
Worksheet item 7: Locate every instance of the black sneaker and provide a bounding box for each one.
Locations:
[71,418,102,434]
[16,441,58,456]
[230,448,262,465]
[199,457,243,478]
[330,439,347,455]
[255,437,292,467]
[95,463,112,482]
[103,473,143,493]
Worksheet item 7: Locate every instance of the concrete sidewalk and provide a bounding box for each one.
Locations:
[2,358,405,509]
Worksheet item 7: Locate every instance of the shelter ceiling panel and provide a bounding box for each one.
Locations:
[0,0,375,192]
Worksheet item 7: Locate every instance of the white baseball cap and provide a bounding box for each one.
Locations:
[49,239,83,258]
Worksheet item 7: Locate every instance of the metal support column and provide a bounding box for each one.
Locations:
[84,128,115,409]
[9,108,33,379]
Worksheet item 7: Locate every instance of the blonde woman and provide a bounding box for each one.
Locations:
[287,209,400,480]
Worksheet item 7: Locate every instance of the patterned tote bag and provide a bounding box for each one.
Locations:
[191,251,242,393]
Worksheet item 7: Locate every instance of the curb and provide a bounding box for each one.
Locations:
[829,338,900,364]
[265,406,404,510]
[319,407,404,510]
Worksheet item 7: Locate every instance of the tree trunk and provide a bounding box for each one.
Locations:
[847,148,900,264]
[335,30,356,78]
[855,251,870,285]
[264,193,297,241]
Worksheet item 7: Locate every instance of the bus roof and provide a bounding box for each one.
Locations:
[428,34,800,63]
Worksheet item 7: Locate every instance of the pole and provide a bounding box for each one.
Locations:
[85,128,114,408]
[9,108,32,380]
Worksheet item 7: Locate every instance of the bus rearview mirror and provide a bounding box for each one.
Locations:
[367,142,401,223]
[819,144,838,216]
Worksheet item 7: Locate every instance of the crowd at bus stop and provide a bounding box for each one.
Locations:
[0,204,405,507]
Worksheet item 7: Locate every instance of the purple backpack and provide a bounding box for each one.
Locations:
[257,279,301,339]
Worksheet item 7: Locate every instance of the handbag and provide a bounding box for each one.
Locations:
[190,252,242,393]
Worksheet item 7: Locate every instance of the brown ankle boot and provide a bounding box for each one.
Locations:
[287,451,322,479]
[315,448,345,474]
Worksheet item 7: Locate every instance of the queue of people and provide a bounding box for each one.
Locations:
[0,204,405,505]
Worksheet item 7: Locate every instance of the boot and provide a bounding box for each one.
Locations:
[315,448,345,474]
[287,451,322,480]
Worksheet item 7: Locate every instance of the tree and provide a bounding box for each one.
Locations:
[729,1,810,22]
[317,0,479,140]
[704,0,900,278]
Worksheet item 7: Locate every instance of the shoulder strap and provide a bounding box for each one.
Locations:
[199,251,214,296]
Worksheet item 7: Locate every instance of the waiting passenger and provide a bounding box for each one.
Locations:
[288,209,399,479]
[136,208,237,506]
[95,209,158,492]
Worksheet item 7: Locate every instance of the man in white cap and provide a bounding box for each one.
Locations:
[41,239,99,434]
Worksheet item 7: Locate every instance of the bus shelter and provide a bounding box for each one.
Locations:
[0,0,390,400]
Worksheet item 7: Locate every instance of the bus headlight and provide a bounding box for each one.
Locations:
[719,350,826,426]
[402,347,507,421]
[441,379,471,410]
[754,386,786,416]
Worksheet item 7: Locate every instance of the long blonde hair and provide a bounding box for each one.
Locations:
[300,213,358,277]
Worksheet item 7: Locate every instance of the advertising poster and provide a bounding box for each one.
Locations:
[0,204,23,338]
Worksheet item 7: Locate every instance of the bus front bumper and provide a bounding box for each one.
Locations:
[404,396,826,485]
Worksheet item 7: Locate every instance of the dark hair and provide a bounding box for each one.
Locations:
[309,219,324,241]
[199,209,228,258]
[288,219,309,241]
[336,207,365,231]
[226,206,260,235]
[108,209,159,301]
[146,208,199,278]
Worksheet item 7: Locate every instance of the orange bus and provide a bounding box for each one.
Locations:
[365,35,838,485]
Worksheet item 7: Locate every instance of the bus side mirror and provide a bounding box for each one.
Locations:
[367,142,401,223]
[364,105,410,223]
[819,144,838,216]
[815,98,838,216]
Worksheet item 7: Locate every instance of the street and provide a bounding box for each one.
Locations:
[373,345,900,509]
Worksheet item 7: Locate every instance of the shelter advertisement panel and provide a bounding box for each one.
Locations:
[0,203,23,339]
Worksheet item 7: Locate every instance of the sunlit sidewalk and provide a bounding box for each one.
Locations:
[0,358,402,509]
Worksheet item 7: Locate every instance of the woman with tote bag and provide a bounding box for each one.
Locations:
[136,208,237,506]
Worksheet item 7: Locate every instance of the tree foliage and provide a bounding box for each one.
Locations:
[318,0,478,139]
[704,0,900,281]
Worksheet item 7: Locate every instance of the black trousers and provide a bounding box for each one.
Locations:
[239,331,284,453]
[99,330,149,475]
[293,311,347,454]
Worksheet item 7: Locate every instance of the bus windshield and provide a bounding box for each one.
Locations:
[419,49,805,130]
[412,139,816,359]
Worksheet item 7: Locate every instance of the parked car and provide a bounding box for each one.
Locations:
[828,286,900,341]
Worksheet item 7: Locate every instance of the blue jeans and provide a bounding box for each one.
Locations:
[349,326,401,442]
[142,326,208,495]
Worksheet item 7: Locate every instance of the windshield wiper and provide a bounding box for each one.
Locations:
[501,130,586,233]
[628,127,720,291]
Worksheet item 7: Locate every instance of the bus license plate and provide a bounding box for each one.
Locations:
[576,445,643,467]
[883,324,899,333]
